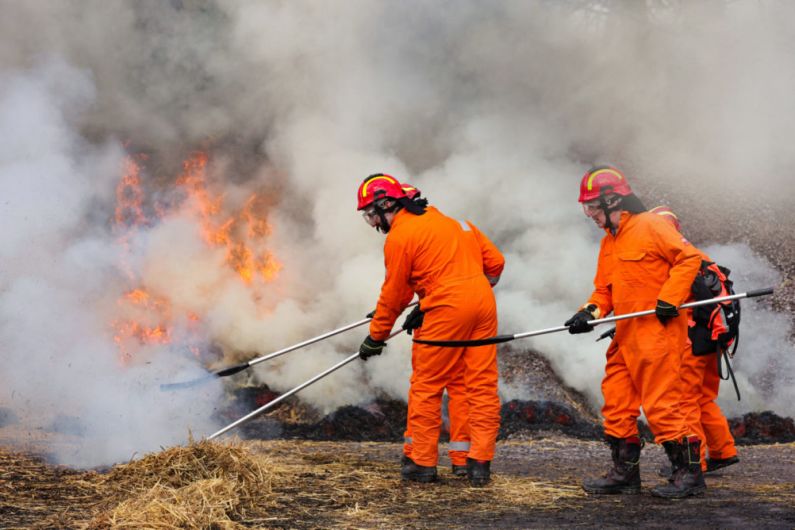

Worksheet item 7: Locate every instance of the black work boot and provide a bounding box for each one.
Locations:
[651,436,707,498]
[706,455,739,473]
[451,464,468,477]
[466,458,491,487]
[657,462,674,479]
[582,436,642,495]
[401,457,438,483]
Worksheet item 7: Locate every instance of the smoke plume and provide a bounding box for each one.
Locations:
[1,1,793,466]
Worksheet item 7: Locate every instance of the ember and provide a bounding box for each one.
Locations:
[499,400,601,440]
[729,411,795,444]
[219,388,795,446]
[234,394,408,443]
[285,399,408,442]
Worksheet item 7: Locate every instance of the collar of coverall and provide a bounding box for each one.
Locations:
[604,210,634,236]
[386,207,411,231]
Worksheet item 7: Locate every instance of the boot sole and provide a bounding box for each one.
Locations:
[706,459,739,473]
[650,485,707,499]
[582,485,641,495]
[402,476,437,483]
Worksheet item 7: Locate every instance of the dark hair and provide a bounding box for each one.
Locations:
[397,196,426,215]
[412,197,429,209]
[620,194,647,213]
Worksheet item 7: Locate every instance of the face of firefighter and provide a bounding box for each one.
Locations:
[582,197,622,230]
[361,200,397,233]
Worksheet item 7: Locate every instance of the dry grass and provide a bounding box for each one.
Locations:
[5,438,795,528]
[241,440,584,528]
[84,438,274,529]
[745,483,795,506]
[0,439,582,529]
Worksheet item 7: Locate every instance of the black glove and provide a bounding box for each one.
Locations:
[359,335,386,361]
[564,304,597,334]
[401,306,425,335]
[655,300,679,324]
[366,309,376,319]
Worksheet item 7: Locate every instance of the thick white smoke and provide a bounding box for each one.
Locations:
[1,1,794,466]
[0,60,223,467]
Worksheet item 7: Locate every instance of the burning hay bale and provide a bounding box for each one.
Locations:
[281,398,408,442]
[86,439,274,529]
[500,400,601,440]
[730,411,795,444]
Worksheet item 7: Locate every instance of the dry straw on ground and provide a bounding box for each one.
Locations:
[1,439,583,529]
[85,438,274,529]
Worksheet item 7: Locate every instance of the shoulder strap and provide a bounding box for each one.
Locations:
[717,350,741,401]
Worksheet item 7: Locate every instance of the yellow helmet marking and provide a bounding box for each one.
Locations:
[362,175,398,197]
[586,168,624,191]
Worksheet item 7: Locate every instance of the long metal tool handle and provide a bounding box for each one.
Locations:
[160,300,418,391]
[247,300,418,368]
[207,328,406,440]
[413,288,774,347]
[513,288,773,340]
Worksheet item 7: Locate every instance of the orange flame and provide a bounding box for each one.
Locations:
[111,151,282,364]
[175,152,282,284]
[112,289,172,365]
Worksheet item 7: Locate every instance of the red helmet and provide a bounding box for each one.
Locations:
[357,173,406,210]
[401,184,421,200]
[578,166,633,203]
[650,205,681,232]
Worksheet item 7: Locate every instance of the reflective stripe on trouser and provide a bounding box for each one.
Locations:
[404,372,471,466]
[403,436,471,465]
[407,285,500,467]
[603,315,690,444]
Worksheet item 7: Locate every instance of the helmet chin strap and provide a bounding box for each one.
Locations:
[599,195,622,234]
[373,199,400,234]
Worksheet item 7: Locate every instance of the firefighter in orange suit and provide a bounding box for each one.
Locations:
[357,173,504,486]
[649,206,739,474]
[398,184,471,478]
[566,165,706,498]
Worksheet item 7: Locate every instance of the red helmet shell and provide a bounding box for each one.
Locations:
[578,166,633,203]
[357,174,407,210]
[650,205,682,232]
[401,184,421,200]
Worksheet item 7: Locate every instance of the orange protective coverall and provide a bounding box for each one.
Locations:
[588,211,701,444]
[370,206,505,466]
[678,251,737,468]
[600,249,737,466]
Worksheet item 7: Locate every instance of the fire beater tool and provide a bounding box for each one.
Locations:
[207,328,405,440]
[412,288,774,347]
[160,301,418,391]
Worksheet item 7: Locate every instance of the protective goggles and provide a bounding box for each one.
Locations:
[362,206,380,226]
